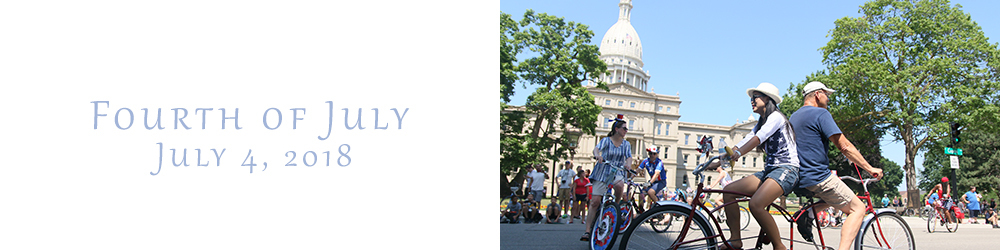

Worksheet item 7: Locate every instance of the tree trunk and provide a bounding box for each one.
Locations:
[501,173,512,198]
[504,168,530,198]
[903,125,920,209]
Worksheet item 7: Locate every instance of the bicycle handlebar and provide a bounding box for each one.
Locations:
[839,175,877,194]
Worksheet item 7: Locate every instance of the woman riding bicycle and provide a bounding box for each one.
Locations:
[580,114,633,241]
[706,82,800,250]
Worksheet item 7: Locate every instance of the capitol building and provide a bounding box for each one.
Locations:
[515,0,768,195]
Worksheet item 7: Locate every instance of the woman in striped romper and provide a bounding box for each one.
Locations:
[580,115,634,241]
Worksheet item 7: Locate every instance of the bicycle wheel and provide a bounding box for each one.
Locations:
[945,210,959,233]
[618,200,634,234]
[591,200,620,250]
[618,204,715,250]
[926,211,937,233]
[648,213,669,233]
[738,206,750,231]
[854,212,914,250]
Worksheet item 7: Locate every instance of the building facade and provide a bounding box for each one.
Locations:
[514,0,772,197]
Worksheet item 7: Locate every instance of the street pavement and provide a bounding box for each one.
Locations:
[500,214,1000,249]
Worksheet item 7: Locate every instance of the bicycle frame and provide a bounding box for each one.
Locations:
[665,157,898,250]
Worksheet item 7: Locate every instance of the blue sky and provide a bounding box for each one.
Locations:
[501,0,1000,190]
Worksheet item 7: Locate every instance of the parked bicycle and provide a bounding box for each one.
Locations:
[618,145,914,250]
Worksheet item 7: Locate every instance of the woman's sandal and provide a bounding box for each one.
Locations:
[579,232,590,241]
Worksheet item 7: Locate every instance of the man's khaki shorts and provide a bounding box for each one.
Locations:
[805,173,856,210]
[558,188,572,200]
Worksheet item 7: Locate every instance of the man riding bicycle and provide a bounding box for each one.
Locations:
[926,177,957,224]
[638,146,666,209]
[788,82,883,250]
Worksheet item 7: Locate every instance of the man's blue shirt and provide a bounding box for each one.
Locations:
[640,158,666,184]
[789,106,843,188]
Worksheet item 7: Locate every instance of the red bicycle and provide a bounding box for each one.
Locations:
[617,142,914,250]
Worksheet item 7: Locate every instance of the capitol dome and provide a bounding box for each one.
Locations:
[596,0,651,92]
[599,0,643,66]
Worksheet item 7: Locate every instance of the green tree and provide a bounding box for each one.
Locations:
[921,129,1000,199]
[501,12,519,103]
[820,0,1000,208]
[781,72,887,185]
[499,10,608,198]
[870,158,904,198]
[919,140,950,192]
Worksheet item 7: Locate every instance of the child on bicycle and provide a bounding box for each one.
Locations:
[580,114,633,241]
[707,82,799,250]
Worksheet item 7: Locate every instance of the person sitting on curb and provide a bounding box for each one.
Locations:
[546,198,563,224]
[985,209,999,228]
[504,195,522,223]
[522,193,543,223]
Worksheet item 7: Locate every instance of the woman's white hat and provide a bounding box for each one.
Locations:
[746,82,782,104]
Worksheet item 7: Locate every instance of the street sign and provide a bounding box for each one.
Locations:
[950,155,960,169]
[944,147,963,156]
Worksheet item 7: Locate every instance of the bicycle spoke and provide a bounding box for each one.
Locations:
[621,208,715,250]
[858,213,914,250]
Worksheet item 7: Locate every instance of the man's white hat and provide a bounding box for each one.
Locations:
[746,82,782,104]
[802,81,836,95]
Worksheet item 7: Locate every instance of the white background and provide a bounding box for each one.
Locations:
[0,1,495,249]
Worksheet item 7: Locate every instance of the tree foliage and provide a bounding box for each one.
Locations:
[499,10,608,198]
[501,12,520,103]
[820,0,1000,208]
[782,72,899,197]
[921,129,1000,199]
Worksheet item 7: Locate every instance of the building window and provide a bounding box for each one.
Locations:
[696,155,702,165]
[605,100,611,106]
[618,101,623,107]
[741,157,747,167]
[628,120,634,130]
[753,157,758,168]
[630,102,635,108]
[665,124,669,136]
[656,124,661,135]
[604,117,610,128]
[685,134,690,145]
[666,107,672,112]
[658,106,663,112]
[683,155,689,165]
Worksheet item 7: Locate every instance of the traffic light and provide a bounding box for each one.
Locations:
[950,122,961,146]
